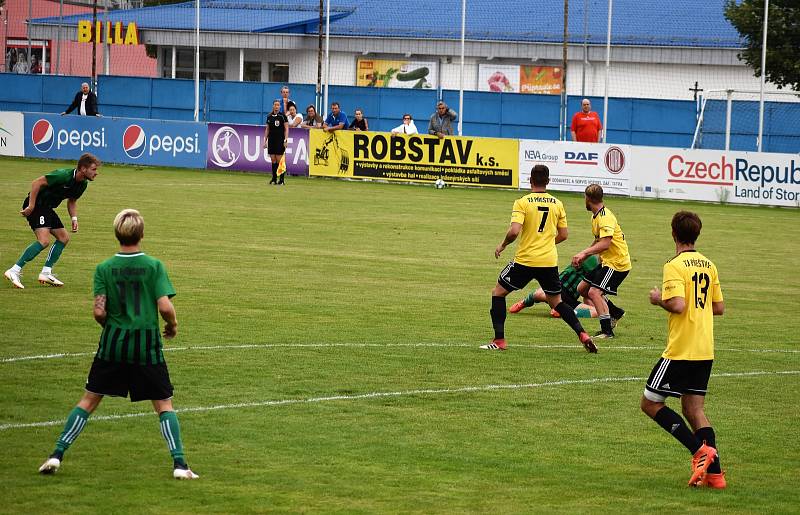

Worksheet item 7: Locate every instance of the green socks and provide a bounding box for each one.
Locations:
[159,411,186,466]
[44,240,67,267]
[15,241,45,268]
[522,291,537,307]
[54,407,90,454]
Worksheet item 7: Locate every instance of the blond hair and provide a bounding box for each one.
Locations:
[585,183,604,203]
[114,209,144,245]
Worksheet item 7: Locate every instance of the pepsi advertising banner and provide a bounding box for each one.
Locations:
[24,113,206,169]
[207,123,309,175]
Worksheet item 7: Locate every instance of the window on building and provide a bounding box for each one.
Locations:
[268,62,289,83]
[161,48,226,80]
[243,61,262,82]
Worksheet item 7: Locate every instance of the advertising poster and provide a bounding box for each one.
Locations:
[309,130,518,188]
[0,111,25,157]
[519,140,630,195]
[356,59,438,89]
[24,113,206,168]
[630,146,800,208]
[479,64,561,95]
[519,65,562,95]
[207,124,309,175]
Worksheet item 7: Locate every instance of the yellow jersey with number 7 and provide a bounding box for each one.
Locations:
[510,192,567,267]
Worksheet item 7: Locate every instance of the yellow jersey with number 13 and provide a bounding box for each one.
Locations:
[661,250,723,361]
[510,192,567,267]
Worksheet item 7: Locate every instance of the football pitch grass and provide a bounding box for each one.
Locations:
[0,156,798,514]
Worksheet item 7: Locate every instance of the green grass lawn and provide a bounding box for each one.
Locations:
[0,157,798,514]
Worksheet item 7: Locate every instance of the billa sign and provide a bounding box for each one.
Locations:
[77,21,140,45]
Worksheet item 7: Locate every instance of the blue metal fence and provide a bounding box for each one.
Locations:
[2,72,798,152]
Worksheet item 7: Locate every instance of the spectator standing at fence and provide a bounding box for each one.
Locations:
[13,50,29,74]
[428,101,458,138]
[301,105,323,128]
[571,98,603,143]
[30,55,42,74]
[286,101,303,128]
[348,109,369,131]
[323,102,348,133]
[263,100,289,185]
[279,85,293,114]
[391,114,418,135]
[62,83,100,117]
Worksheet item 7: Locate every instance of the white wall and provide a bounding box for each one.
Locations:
[222,48,795,103]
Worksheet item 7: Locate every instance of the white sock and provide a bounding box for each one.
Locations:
[41,266,52,275]
[11,264,22,273]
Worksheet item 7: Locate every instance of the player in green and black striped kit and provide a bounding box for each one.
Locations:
[38,209,199,479]
[509,254,626,324]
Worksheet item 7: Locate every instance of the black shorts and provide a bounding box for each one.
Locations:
[643,357,713,402]
[585,265,629,295]
[22,197,63,231]
[560,289,580,310]
[498,262,561,294]
[85,357,174,402]
[267,138,286,156]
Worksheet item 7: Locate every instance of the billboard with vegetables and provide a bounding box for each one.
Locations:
[479,64,562,95]
[356,59,438,89]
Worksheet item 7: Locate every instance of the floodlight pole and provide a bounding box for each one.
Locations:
[316,0,323,114]
[559,0,568,141]
[56,0,63,74]
[457,0,465,135]
[602,0,612,143]
[193,0,199,121]
[323,0,330,119]
[725,89,733,151]
[757,0,768,152]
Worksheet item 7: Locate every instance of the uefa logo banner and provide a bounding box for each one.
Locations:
[518,140,631,195]
[23,113,206,168]
[0,111,25,157]
[206,123,309,175]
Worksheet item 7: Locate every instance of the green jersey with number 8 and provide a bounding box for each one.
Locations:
[93,252,176,365]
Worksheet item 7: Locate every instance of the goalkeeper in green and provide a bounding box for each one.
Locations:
[509,254,626,324]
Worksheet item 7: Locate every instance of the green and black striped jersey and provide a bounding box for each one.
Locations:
[35,168,89,208]
[560,254,599,299]
[93,252,175,365]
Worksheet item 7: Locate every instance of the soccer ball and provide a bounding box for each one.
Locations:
[434,178,446,189]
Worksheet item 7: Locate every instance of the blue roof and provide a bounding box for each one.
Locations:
[32,0,743,48]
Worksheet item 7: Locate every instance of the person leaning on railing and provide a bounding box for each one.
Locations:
[301,105,323,128]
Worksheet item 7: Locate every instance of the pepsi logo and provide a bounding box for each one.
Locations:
[31,119,54,153]
[123,124,146,159]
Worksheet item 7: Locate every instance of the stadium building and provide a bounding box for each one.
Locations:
[23,0,786,101]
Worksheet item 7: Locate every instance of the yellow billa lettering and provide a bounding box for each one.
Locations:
[114,22,123,44]
[95,21,102,42]
[124,22,139,45]
[77,20,92,42]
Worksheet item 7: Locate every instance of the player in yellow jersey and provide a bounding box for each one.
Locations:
[481,165,596,353]
[572,184,631,339]
[641,211,726,489]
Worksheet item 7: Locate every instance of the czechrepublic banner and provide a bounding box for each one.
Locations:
[309,130,518,188]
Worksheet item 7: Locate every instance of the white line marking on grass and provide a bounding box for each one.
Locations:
[2,342,799,364]
[1,370,798,432]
